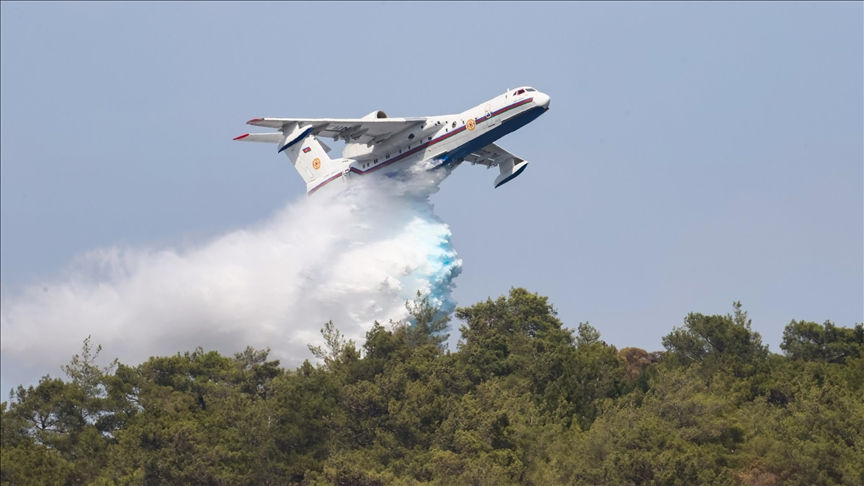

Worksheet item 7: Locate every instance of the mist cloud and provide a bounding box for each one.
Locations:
[1,169,462,390]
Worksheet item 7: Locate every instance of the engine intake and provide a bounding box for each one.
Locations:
[361,110,388,120]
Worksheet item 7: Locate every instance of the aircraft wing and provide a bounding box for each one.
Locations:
[461,143,525,168]
[246,117,426,144]
[461,143,530,188]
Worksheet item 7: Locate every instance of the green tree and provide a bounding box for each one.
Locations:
[96,347,295,485]
[4,290,863,485]
[456,287,573,386]
[736,358,864,485]
[308,320,357,371]
[565,323,626,428]
[1,400,74,486]
[431,381,534,485]
[2,337,119,485]
[395,291,452,350]
[662,302,768,378]
[780,320,864,364]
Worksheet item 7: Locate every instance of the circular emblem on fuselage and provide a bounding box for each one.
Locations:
[466,118,476,131]
[312,158,321,170]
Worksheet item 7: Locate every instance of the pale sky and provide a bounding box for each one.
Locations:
[1,2,861,392]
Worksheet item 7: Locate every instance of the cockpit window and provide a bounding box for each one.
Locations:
[525,88,536,92]
[515,89,526,95]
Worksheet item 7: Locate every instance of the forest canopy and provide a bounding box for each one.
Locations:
[2,288,862,486]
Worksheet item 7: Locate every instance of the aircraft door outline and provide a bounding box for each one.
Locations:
[486,103,498,129]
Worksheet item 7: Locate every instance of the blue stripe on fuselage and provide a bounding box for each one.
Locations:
[357,97,538,172]
[436,105,548,166]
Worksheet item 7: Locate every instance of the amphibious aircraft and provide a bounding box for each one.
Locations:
[234,87,550,196]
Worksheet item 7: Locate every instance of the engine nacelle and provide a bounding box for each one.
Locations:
[361,110,388,120]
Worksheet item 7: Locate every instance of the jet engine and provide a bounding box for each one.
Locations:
[361,110,388,120]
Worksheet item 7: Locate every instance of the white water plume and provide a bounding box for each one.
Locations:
[0,169,462,390]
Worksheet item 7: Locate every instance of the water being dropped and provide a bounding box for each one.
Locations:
[1,169,463,389]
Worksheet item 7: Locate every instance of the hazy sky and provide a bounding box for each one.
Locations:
[1,2,861,391]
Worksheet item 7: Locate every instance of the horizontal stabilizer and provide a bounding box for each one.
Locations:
[232,130,328,154]
[233,133,284,143]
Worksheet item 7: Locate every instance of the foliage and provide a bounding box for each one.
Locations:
[2,291,861,486]
[662,302,769,379]
[780,320,864,364]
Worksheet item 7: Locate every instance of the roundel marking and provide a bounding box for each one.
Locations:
[466,118,476,131]
[312,158,321,170]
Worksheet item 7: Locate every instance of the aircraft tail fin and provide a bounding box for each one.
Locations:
[281,134,343,188]
[235,130,344,192]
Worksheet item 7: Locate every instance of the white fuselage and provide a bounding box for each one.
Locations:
[307,88,550,195]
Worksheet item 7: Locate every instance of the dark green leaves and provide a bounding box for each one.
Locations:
[781,320,864,364]
[662,302,769,378]
[2,292,861,485]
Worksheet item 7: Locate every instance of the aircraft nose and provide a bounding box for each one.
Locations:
[534,92,550,109]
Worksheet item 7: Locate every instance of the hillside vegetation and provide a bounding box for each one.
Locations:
[2,288,862,485]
